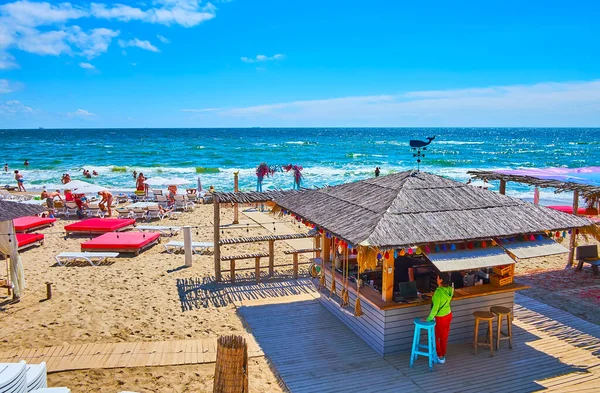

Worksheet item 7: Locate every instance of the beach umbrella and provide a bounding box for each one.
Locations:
[144,177,190,186]
[57,180,108,194]
[0,200,46,299]
[197,176,203,192]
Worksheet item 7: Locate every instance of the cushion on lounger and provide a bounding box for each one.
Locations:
[64,218,135,233]
[81,232,160,250]
[547,206,588,215]
[13,216,56,231]
[16,233,45,246]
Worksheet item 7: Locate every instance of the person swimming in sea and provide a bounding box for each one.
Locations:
[92,170,98,176]
[24,160,29,167]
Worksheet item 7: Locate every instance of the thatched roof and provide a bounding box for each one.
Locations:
[273,170,594,248]
[0,200,47,222]
[213,189,303,204]
[468,169,600,198]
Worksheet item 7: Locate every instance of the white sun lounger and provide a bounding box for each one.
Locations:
[30,388,71,393]
[164,241,213,254]
[54,252,119,266]
[136,225,181,236]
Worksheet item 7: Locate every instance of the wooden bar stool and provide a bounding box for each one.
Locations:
[473,311,495,357]
[490,306,513,350]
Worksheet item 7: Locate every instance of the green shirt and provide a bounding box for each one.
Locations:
[427,286,454,321]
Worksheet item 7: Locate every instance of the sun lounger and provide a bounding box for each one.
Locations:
[129,207,147,220]
[13,216,56,233]
[146,205,170,220]
[136,225,181,236]
[85,202,106,218]
[17,233,45,251]
[54,251,119,266]
[81,232,161,255]
[164,241,213,254]
[62,201,79,217]
[174,195,194,211]
[64,218,136,235]
[29,388,71,392]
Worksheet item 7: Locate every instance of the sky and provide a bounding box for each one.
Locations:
[0,0,600,128]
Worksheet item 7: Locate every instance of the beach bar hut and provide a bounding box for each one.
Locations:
[269,170,596,355]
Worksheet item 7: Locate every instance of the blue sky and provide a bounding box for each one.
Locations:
[0,0,599,128]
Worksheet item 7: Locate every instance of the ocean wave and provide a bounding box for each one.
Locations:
[196,167,221,174]
[436,141,485,145]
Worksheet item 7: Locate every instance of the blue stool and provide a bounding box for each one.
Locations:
[410,318,437,371]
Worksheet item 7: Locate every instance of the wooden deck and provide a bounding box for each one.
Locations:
[0,335,263,373]
[238,293,600,392]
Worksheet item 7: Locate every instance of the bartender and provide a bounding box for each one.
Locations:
[394,254,418,285]
[450,270,465,289]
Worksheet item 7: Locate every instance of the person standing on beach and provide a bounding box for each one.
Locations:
[98,190,113,217]
[14,170,25,192]
[375,167,381,177]
[423,272,454,364]
[136,173,146,191]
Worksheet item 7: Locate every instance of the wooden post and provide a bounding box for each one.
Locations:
[322,233,330,263]
[213,335,248,393]
[183,226,193,267]
[255,257,261,283]
[46,282,53,300]
[499,179,506,195]
[315,234,321,258]
[268,239,275,277]
[214,195,221,282]
[230,260,236,284]
[566,228,577,269]
[293,253,299,279]
[572,190,579,216]
[381,251,394,302]
[233,172,239,224]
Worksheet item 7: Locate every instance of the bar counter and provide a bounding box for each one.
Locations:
[319,261,529,355]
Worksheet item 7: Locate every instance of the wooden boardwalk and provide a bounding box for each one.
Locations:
[0,335,263,373]
[238,293,600,393]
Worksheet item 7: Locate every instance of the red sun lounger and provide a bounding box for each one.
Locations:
[13,216,56,233]
[64,218,135,236]
[80,231,161,255]
[16,233,45,251]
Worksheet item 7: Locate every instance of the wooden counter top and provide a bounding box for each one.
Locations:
[322,261,529,311]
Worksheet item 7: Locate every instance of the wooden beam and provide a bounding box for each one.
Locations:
[566,228,576,269]
[255,257,261,283]
[499,179,506,195]
[381,251,394,302]
[268,239,275,277]
[293,254,299,279]
[213,195,221,282]
[233,172,239,224]
[315,234,321,258]
[322,233,330,263]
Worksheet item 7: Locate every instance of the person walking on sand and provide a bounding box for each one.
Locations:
[423,272,454,364]
[98,190,113,217]
[374,167,381,177]
[14,170,26,192]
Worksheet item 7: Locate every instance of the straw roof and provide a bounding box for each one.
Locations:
[0,200,47,222]
[213,189,303,204]
[273,170,594,248]
[468,169,600,198]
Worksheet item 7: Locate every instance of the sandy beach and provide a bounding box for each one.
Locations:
[0,202,295,392]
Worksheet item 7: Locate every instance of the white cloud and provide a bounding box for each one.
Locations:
[0,0,217,66]
[0,100,33,114]
[78,62,95,69]
[118,38,159,52]
[156,34,170,44]
[241,54,285,63]
[0,79,21,93]
[0,1,87,27]
[131,62,136,66]
[121,49,127,56]
[67,108,95,118]
[208,80,600,126]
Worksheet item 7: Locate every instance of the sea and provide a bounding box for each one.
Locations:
[1,128,599,204]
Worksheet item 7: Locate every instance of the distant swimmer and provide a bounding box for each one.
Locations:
[374,167,380,177]
[62,173,71,184]
[14,170,25,192]
[133,170,137,179]
[92,170,98,176]
[4,163,7,172]
[24,160,29,167]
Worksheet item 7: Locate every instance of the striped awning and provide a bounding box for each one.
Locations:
[425,247,515,272]
[498,237,568,259]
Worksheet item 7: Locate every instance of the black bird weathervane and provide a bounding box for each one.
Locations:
[409,135,435,171]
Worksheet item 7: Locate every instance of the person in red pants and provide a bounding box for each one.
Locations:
[424,272,454,363]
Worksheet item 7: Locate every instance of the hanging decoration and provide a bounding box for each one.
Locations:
[283,164,304,190]
[255,163,279,192]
